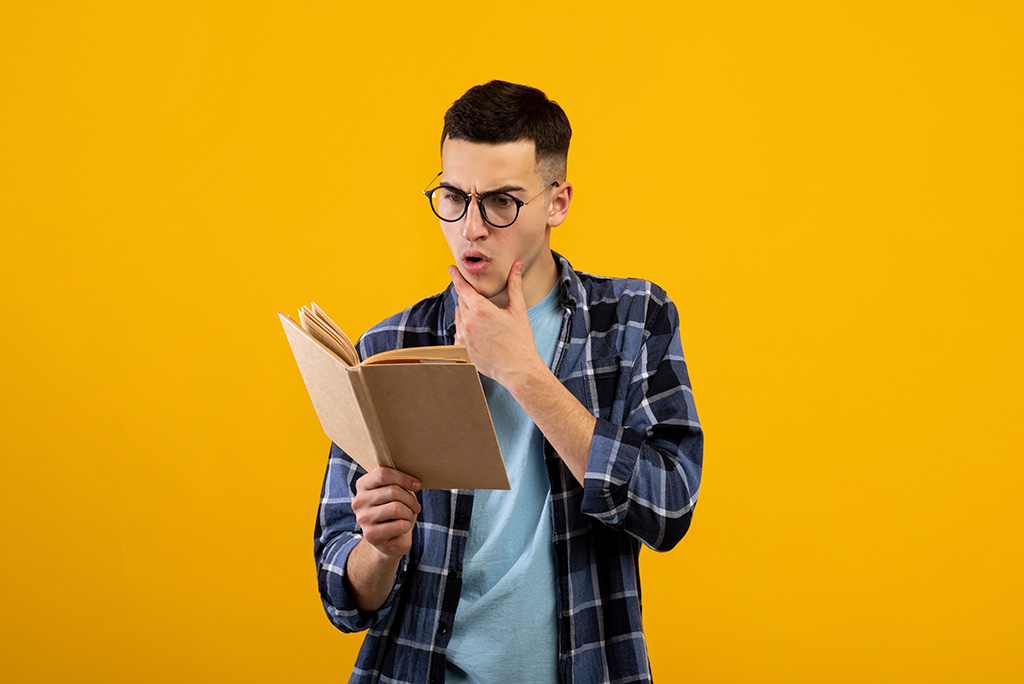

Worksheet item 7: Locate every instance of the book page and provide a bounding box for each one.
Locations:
[363,345,471,365]
[299,306,358,366]
[311,302,359,365]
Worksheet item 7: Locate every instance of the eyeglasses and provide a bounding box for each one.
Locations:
[422,172,559,229]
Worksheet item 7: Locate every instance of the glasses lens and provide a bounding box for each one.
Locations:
[481,193,519,227]
[430,187,468,221]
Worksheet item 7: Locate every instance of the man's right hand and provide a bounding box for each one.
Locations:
[346,467,422,612]
[352,467,422,560]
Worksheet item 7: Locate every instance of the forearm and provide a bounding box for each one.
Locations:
[504,344,701,551]
[344,539,404,612]
[316,447,419,631]
[503,355,596,484]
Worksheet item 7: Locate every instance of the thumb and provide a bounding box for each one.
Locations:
[507,262,526,312]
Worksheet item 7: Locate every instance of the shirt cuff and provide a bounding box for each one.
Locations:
[579,417,643,520]
[319,534,407,632]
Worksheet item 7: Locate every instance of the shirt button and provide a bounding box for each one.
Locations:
[438,624,448,635]
[454,514,467,524]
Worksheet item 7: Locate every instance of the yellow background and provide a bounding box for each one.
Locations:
[2,1,1021,681]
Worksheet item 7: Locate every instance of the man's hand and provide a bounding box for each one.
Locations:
[449,262,545,392]
[346,467,421,612]
[352,467,422,560]
[451,262,597,485]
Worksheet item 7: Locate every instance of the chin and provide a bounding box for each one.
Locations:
[460,269,503,295]
[471,280,509,304]
[466,278,502,298]
[484,286,509,303]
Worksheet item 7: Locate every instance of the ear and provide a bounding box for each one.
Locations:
[546,181,573,228]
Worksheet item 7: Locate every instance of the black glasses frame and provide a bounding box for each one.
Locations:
[422,172,559,229]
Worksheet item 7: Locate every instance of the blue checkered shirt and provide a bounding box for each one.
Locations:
[315,253,703,683]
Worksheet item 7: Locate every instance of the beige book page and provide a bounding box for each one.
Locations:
[363,345,471,365]
[299,306,357,366]
[311,302,359,365]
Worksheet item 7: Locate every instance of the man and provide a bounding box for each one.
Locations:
[315,81,702,684]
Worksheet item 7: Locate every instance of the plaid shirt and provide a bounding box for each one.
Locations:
[315,253,703,684]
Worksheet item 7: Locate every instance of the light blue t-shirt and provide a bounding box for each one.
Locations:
[444,283,564,684]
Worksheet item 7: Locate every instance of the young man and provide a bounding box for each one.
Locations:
[315,81,703,684]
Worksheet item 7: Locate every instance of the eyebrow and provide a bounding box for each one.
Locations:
[440,181,527,195]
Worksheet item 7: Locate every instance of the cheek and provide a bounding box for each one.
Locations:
[440,225,460,252]
[513,226,548,260]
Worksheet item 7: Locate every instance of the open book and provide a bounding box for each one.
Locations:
[279,303,509,490]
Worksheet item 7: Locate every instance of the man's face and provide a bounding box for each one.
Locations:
[438,138,568,308]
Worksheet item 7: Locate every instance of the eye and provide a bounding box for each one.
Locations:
[491,194,515,208]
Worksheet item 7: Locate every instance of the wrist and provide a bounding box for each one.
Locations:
[346,540,404,613]
[356,538,404,575]
[502,353,555,401]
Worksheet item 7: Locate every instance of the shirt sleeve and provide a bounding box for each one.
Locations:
[579,294,703,552]
[313,442,407,632]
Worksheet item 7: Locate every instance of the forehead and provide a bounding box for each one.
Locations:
[440,138,540,188]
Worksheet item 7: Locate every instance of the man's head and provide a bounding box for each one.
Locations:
[441,80,572,182]
[434,81,574,309]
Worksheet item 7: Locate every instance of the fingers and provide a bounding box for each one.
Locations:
[453,304,464,346]
[357,466,421,493]
[363,518,416,552]
[505,261,525,312]
[450,264,479,348]
[359,502,417,544]
[354,482,421,518]
[353,467,422,552]
[448,265,474,298]
[354,467,421,514]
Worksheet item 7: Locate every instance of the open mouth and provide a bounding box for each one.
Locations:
[462,253,490,274]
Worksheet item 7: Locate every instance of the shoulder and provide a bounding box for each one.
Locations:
[356,288,454,358]
[575,269,671,305]
[571,268,677,334]
[556,252,672,311]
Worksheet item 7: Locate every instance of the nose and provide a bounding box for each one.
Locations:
[460,197,490,242]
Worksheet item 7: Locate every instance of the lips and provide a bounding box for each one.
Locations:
[461,250,491,275]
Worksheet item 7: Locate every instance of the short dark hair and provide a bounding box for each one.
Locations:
[441,80,572,180]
